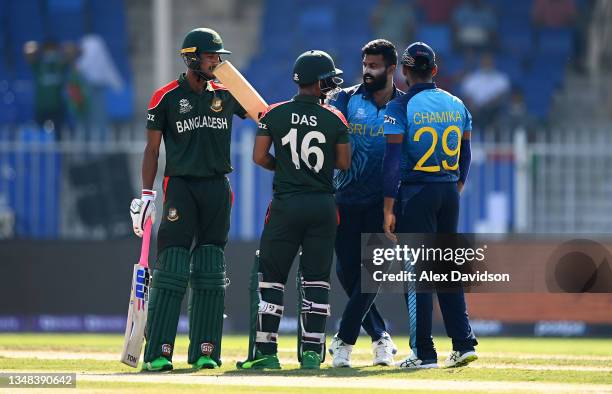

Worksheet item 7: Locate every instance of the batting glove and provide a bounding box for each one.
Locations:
[130,189,157,237]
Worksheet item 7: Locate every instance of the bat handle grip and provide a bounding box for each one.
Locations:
[139,218,153,268]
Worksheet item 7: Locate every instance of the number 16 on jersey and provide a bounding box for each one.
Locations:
[120,219,152,368]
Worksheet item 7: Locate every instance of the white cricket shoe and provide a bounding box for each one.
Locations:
[328,334,353,368]
[444,350,478,368]
[395,350,438,369]
[372,332,397,366]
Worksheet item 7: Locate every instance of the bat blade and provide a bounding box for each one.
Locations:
[120,219,152,368]
[213,60,268,120]
[120,264,149,367]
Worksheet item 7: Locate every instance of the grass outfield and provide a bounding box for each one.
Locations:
[0,334,611,393]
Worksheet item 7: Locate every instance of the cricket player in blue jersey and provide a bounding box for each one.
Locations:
[327,39,404,368]
[382,42,478,368]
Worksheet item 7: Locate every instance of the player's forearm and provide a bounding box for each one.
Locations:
[335,153,351,170]
[255,153,276,171]
[383,197,395,214]
[141,145,159,190]
[458,138,471,185]
[335,142,351,170]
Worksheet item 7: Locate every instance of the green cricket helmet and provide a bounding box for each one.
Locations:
[180,28,230,77]
[292,50,343,84]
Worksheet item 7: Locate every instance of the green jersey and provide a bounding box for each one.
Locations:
[257,94,350,197]
[146,73,247,177]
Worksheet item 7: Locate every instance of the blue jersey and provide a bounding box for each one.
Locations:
[384,83,472,184]
[331,84,404,204]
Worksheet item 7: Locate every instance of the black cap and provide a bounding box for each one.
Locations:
[401,42,436,71]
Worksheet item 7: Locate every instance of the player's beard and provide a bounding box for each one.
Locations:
[363,71,387,92]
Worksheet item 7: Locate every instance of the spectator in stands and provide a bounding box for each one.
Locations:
[451,0,498,51]
[63,42,90,137]
[76,35,123,142]
[532,0,577,28]
[371,0,416,48]
[461,53,510,127]
[418,0,462,23]
[496,87,537,132]
[24,40,67,138]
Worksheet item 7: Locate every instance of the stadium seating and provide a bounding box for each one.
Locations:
[416,24,453,56]
[47,0,86,41]
[248,0,573,120]
[1,0,133,124]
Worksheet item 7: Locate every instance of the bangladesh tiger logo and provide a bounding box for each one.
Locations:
[167,207,179,222]
[210,96,223,112]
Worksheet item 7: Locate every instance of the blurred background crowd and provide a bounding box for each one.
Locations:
[0,0,611,240]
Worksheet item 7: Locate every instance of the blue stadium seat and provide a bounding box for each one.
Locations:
[46,0,85,41]
[106,80,134,121]
[499,0,532,19]
[0,80,18,125]
[520,75,556,119]
[442,53,465,75]
[495,54,524,84]
[499,22,533,56]
[416,25,452,56]
[299,6,334,32]
[538,28,573,56]
[7,0,44,78]
[90,0,130,78]
[12,80,34,123]
[529,53,567,87]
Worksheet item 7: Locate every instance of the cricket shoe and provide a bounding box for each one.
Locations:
[192,355,219,370]
[395,350,438,369]
[372,332,398,366]
[444,350,478,368]
[142,356,173,372]
[300,350,322,370]
[328,333,353,368]
[236,350,281,370]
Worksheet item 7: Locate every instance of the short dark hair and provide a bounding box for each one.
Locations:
[361,39,398,68]
[407,67,434,81]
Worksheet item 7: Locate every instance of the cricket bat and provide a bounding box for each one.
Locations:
[120,218,152,368]
[213,60,268,121]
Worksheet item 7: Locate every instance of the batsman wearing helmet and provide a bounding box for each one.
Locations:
[129,28,247,371]
[382,42,478,369]
[237,50,351,370]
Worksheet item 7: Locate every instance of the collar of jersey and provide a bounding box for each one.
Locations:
[407,82,436,96]
[178,73,216,94]
[178,73,192,92]
[293,94,321,103]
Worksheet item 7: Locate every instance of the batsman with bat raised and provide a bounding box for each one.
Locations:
[129,27,247,371]
[237,50,351,370]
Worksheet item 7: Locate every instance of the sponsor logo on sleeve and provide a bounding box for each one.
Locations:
[384,114,396,125]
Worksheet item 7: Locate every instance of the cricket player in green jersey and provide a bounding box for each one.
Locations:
[129,28,247,371]
[237,50,351,370]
